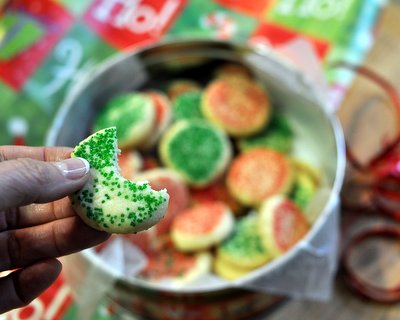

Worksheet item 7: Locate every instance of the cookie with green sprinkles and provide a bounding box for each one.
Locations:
[159,119,232,187]
[172,90,204,120]
[216,214,271,269]
[70,127,169,234]
[237,113,294,154]
[93,93,155,149]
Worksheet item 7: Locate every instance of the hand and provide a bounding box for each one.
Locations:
[0,146,110,314]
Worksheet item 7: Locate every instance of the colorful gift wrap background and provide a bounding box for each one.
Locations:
[0,0,384,319]
[0,0,383,147]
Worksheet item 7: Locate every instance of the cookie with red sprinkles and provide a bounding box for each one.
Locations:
[258,195,309,257]
[227,148,293,206]
[134,168,191,236]
[201,78,270,137]
[171,201,235,252]
[141,90,172,149]
[138,239,212,285]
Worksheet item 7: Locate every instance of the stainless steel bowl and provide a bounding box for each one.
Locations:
[47,39,346,320]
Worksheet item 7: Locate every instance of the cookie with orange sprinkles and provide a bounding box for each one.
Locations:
[171,201,235,252]
[201,77,270,137]
[258,195,309,258]
[226,148,293,206]
[70,127,169,234]
[159,119,232,187]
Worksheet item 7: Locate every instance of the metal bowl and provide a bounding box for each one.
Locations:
[47,39,346,319]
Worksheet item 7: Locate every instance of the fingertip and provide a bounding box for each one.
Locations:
[55,157,90,180]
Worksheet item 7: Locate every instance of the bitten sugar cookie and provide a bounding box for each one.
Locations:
[70,127,169,233]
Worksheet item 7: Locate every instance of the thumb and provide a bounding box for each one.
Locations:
[0,157,90,210]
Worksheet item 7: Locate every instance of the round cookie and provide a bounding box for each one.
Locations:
[190,178,244,215]
[134,168,191,236]
[70,127,169,234]
[214,254,255,281]
[227,148,293,206]
[238,113,294,154]
[171,201,235,252]
[141,90,172,149]
[291,171,318,210]
[93,93,155,149]
[216,214,270,269]
[159,119,232,187]
[258,195,309,258]
[172,90,204,120]
[201,77,270,136]
[138,239,212,286]
[167,79,201,101]
[118,150,143,181]
[215,63,252,80]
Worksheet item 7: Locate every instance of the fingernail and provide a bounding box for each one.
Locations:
[55,157,90,179]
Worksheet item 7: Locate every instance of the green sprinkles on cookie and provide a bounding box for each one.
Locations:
[70,127,169,234]
[238,113,293,154]
[93,93,155,149]
[172,91,204,120]
[217,215,270,269]
[159,119,232,187]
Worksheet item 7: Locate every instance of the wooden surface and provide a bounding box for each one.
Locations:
[261,1,400,319]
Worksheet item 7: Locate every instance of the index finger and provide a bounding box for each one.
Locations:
[0,146,73,162]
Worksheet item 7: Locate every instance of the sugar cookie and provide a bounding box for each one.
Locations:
[138,240,212,285]
[214,254,255,281]
[258,195,309,257]
[202,78,270,136]
[167,79,201,101]
[227,148,293,206]
[141,90,172,149]
[70,127,169,233]
[216,214,270,269]
[238,113,294,154]
[172,90,203,120]
[160,119,232,187]
[171,201,234,252]
[134,168,191,236]
[93,93,155,149]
